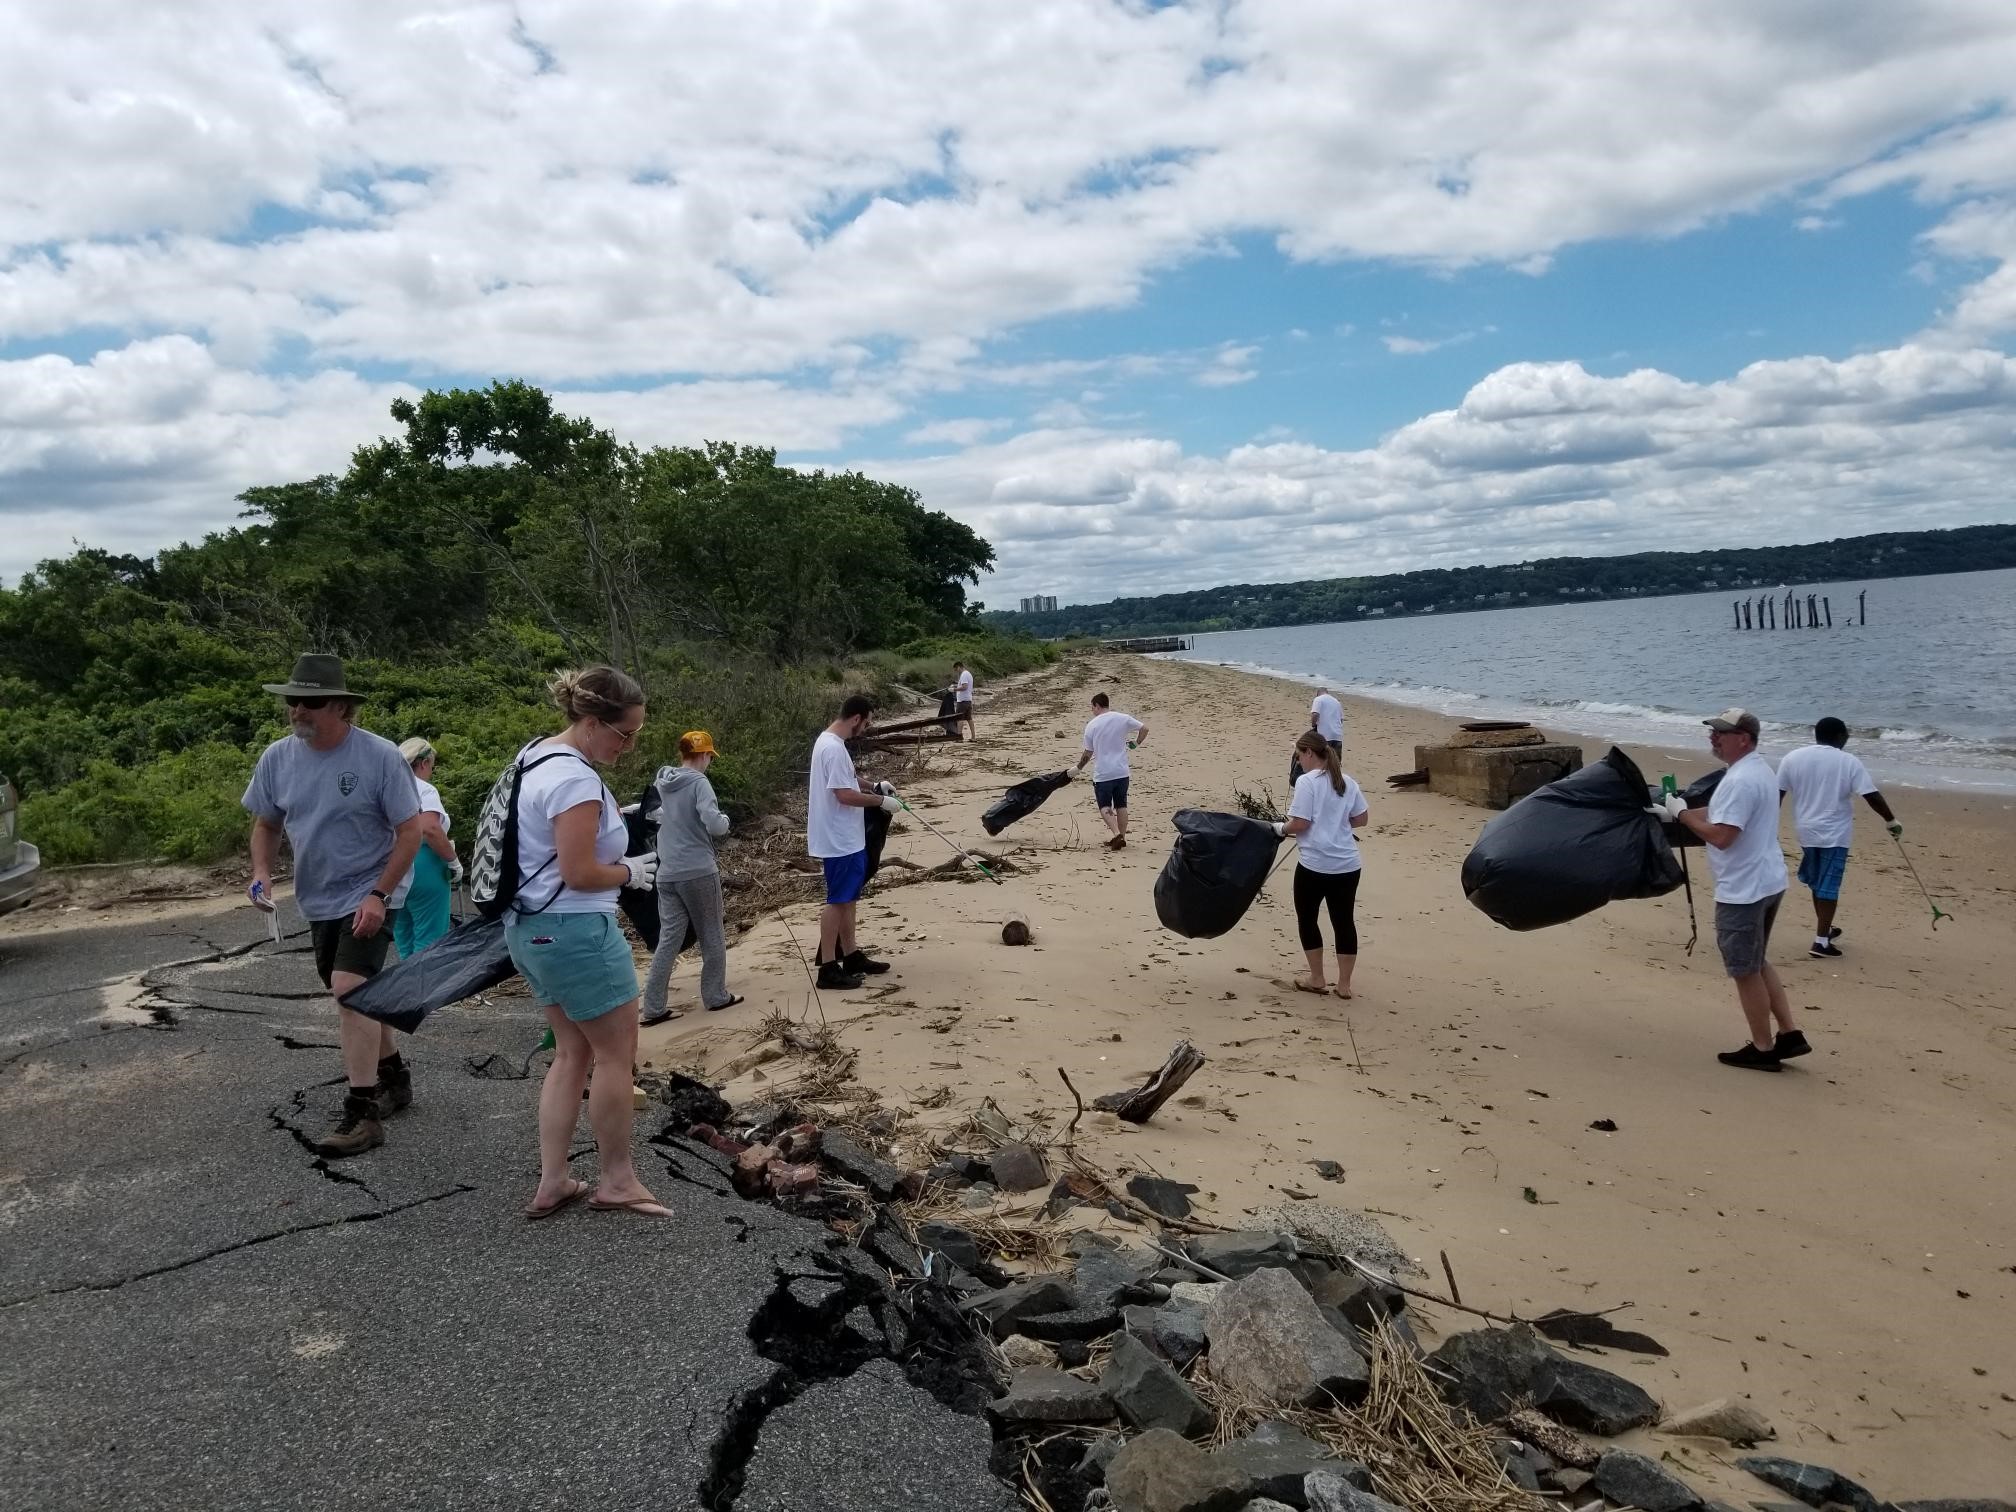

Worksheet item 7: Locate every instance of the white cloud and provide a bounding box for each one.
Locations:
[1193,343,1259,387]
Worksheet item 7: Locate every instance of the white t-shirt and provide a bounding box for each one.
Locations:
[513,742,625,914]
[1704,751,1789,905]
[1776,743,1876,850]
[807,730,865,859]
[1289,768,1369,874]
[1082,710,1144,782]
[414,777,451,834]
[1310,693,1344,743]
[955,670,974,704]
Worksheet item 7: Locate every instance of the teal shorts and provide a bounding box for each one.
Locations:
[504,911,639,1022]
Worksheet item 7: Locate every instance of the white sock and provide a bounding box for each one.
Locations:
[1814,935,1829,948]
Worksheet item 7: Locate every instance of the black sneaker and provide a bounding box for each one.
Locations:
[1809,941,1844,959]
[378,1057,412,1114]
[1717,1043,1782,1073]
[315,1092,386,1156]
[1774,1030,1813,1060]
[842,949,890,976]
[816,960,865,991]
[1827,926,1843,940]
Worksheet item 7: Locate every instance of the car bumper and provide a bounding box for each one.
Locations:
[0,842,41,915]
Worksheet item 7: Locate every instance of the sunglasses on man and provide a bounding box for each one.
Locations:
[285,696,332,710]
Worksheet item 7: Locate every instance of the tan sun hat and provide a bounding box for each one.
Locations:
[1702,707,1761,737]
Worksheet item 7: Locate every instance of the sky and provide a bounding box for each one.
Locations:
[4,2,2016,608]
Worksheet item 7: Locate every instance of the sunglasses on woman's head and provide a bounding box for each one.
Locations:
[286,696,331,710]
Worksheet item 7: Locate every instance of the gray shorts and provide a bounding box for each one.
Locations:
[1715,892,1784,978]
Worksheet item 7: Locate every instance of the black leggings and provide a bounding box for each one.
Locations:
[1293,864,1361,954]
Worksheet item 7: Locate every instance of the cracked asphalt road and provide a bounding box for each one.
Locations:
[0,905,1018,1512]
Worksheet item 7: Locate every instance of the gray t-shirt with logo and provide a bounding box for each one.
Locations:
[242,726,422,921]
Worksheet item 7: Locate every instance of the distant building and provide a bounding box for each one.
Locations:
[1019,595,1058,613]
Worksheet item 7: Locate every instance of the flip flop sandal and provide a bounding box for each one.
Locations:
[522,1178,589,1221]
[587,1195,674,1219]
[707,994,746,1013]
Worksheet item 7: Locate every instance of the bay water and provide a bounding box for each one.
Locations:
[1168,566,2016,792]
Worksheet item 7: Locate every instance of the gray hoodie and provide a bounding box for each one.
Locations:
[653,765,730,882]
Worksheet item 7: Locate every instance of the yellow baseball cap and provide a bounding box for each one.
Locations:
[679,730,718,757]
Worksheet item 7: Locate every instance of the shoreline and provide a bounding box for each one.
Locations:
[651,650,2016,1499]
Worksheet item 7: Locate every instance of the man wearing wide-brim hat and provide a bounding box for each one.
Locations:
[243,654,425,1156]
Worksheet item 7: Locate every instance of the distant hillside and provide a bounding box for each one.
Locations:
[985,524,2016,640]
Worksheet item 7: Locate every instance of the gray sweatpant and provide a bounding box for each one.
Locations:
[642,872,732,1015]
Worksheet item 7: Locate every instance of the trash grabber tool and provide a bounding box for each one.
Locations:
[1890,832,1952,927]
[898,799,1003,884]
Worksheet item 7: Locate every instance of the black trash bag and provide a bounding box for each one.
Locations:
[981,771,1072,836]
[865,803,892,881]
[1650,766,1724,850]
[1153,808,1284,939]
[617,780,698,954]
[1462,746,1684,932]
[340,915,516,1034]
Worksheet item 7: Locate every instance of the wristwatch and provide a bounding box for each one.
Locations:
[368,888,391,903]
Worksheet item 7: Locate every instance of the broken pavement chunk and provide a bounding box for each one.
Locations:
[960,1276,1078,1336]
[820,1131,902,1201]
[986,1367,1116,1426]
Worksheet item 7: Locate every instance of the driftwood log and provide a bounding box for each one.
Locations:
[1093,1039,1206,1123]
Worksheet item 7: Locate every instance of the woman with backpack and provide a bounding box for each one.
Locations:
[1275,729,1370,999]
[639,730,743,1026]
[506,665,669,1220]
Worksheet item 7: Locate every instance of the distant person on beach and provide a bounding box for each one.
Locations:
[639,730,743,1025]
[953,661,976,741]
[1276,730,1369,998]
[243,654,424,1157]
[1777,717,1901,959]
[391,737,459,959]
[1076,691,1148,850]
[1309,688,1345,753]
[508,665,668,1219]
[809,694,903,990]
[1666,707,1803,1073]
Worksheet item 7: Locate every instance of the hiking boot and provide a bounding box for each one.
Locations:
[1716,1043,1782,1073]
[1774,1030,1813,1060]
[1808,941,1844,959]
[315,1092,386,1157]
[842,949,890,976]
[816,960,865,991]
[378,1057,412,1113]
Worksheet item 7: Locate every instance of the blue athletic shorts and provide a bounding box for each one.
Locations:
[821,849,869,905]
[1093,777,1131,811]
[1797,846,1850,901]
[505,911,639,1022]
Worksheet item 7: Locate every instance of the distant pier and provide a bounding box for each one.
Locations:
[1103,635,1194,653]
[1731,587,1864,629]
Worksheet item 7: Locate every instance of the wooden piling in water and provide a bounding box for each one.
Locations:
[1807,592,1819,629]
[1859,589,1866,624]
[1823,595,1832,627]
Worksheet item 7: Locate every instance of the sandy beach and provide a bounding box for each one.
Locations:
[643,651,2015,1498]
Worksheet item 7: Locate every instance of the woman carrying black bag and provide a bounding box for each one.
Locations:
[1277,730,1370,999]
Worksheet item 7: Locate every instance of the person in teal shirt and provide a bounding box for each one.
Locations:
[392,738,460,957]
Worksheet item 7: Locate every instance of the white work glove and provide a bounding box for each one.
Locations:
[1886,821,1903,838]
[879,794,904,813]
[1271,822,1287,838]
[1652,794,1687,820]
[872,781,896,797]
[247,879,277,913]
[621,853,659,890]
[448,857,465,885]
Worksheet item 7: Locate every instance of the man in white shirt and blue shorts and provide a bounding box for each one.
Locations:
[808,695,904,990]
[1075,692,1148,851]
[1776,716,1901,958]
[1669,707,1806,1073]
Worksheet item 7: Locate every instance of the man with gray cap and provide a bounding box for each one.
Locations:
[1664,707,1803,1072]
[243,654,425,1154]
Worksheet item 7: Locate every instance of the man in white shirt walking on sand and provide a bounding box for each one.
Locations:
[1076,691,1147,850]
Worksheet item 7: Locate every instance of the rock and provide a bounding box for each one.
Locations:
[1310,1159,1345,1181]
[925,1161,975,1192]
[1303,1471,1407,1512]
[1169,1281,1223,1307]
[1592,1450,1704,1512]
[1550,1469,1594,1496]
[1124,1299,1208,1368]
[1242,1502,1299,1512]
[1530,1355,1661,1435]
[766,1161,820,1198]
[1736,1456,1884,1512]
[1128,1174,1201,1218]
[1494,1446,1543,1492]
[959,1183,999,1209]
[1502,1407,1601,1469]
[1018,1305,1124,1343]
[1206,1268,1371,1408]
[986,1367,1117,1426]
[1002,919,1032,945]
[1103,1334,1215,1437]
[1055,1340,1093,1369]
[1213,1428,1352,1504]
[1106,1428,1250,1512]
[1079,1436,1124,1486]
[655,1070,733,1129]
[1308,1270,1405,1332]
[776,1122,822,1160]
[961,1276,1079,1336]
[942,1151,992,1182]
[732,1142,780,1197]
[1658,1397,1774,1446]
[1184,1231,1299,1279]
[1073,1237,1158,1307]
[1247,1422,1333,1457]
[820,1131,902,1201]
[999,1336,1056,1370]
[1899,1504,2016,1512]
[918,1220,985,1273]
[990,1142,1050,1193]
[1425,1323,1560,1424]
